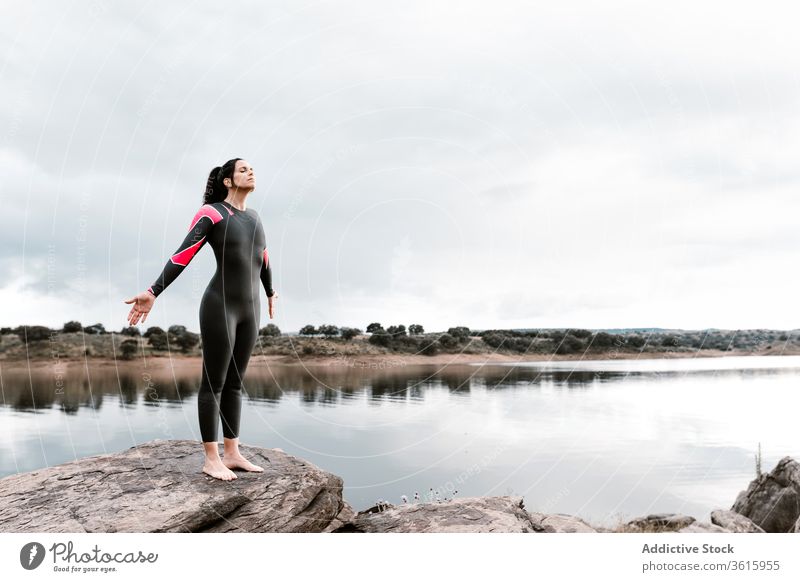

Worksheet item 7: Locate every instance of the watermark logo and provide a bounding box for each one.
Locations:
[19,542,46,570]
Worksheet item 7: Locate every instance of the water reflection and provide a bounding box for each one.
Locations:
[4,359,800,414]
[1,356,797,527]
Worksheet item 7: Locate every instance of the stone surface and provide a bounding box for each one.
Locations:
[679,522,728,533]
[334,496,540,533]
[731,456,800,533]
[526,512,597,533]
[710,509,765,533]
[0,439,350,533]
[625,513,696,532]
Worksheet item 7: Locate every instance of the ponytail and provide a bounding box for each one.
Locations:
[201,157,242,204]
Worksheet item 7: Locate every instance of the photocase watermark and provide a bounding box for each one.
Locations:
[19,540,158,573]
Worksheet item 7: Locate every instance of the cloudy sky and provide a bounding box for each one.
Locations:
[2,0,799,334]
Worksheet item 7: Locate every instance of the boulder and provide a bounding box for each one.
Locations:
[679,522,728,533]
[731,456,800,532]
[526,512,597,532]
[710,509,765,533]
[624,513,696,532]
[0,439,351,533]
[334,496,540,533]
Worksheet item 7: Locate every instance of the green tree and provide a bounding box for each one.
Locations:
[590,332,615,349]
[386,325,406,337]
[83,323,106,335]
[318,324,340,338]
[340,327,361,341]
[438,333,457,349]
[120,339,139,360]
[121,326,141,336]
[366,322,384,333]
[409,324,424,335]
[174,331,200,353]
[299,325,317,336]
[368,331,391,347]
[259,324,281,337]
[144,326,165,338]
[17,325,52,342]
[447,326,471,341]
[148,332,168,351]
[63,321,82,333]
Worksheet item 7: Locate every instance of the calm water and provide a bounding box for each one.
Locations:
[1,355,798,529]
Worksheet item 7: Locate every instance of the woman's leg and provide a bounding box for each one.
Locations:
[198,291,238,480]
[220,315,264,472]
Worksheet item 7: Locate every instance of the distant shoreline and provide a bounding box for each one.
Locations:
[3,347,800,371]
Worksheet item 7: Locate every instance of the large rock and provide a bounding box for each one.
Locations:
[526,512,597,532]
[710,509,765,533]
[731,456,800,533]
[679,522,728,533]
[335,496,541,533]
[0,439,351,533]
[624,513,696,532]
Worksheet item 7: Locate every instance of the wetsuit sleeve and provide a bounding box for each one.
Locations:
[259,246,275,298]
[147,204,224,298]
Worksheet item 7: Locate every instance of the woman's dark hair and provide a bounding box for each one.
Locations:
[202,157,242,204]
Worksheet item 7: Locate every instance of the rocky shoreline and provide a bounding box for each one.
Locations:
[0,440,795,533]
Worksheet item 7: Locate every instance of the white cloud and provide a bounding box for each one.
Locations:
[3,0,800,331]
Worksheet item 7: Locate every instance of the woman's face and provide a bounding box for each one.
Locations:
[229,159,255,191]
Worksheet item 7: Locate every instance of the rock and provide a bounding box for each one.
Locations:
[526,512,597,532]
[679,522,728,533]
[0,439,350,533]
[334,496,540,533]
[710,509,765,533]
[731,456,800,533]
[625,513,696,532]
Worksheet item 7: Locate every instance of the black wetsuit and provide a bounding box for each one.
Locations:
[148,200,275,442]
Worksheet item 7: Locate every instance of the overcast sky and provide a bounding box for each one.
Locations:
[2,0,799,334]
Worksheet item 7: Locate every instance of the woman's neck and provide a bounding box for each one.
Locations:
[223,193,248,211]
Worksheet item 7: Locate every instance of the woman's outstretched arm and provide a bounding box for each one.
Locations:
[148,204,224,297]
[124,204,223,326]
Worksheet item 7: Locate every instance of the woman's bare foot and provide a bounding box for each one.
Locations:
[222,453,264,472]
[202,458,238,481]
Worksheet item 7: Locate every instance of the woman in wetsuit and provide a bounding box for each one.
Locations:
[124,158,277,481]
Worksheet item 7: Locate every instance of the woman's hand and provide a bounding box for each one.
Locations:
[123,292,155,326]
[268,291,279,319]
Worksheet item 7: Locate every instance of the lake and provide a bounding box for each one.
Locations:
[1,355,797,529]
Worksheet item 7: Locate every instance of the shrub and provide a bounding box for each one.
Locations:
[386,325,406,337]
[340,327,361,341]
[259,324,281,337]
[148,332,168,351]
[143,326,165,338]
[120,339,139,360]
[447,326,471,340]
[173,330,200,353]
[16,325,52,343]
[438,333,457,349]
[299,325,317,336]
[63,321,82,333]
[318,324,340,338]
[368,331,391,347]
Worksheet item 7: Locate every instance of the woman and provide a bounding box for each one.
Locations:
[124,158,278,481]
